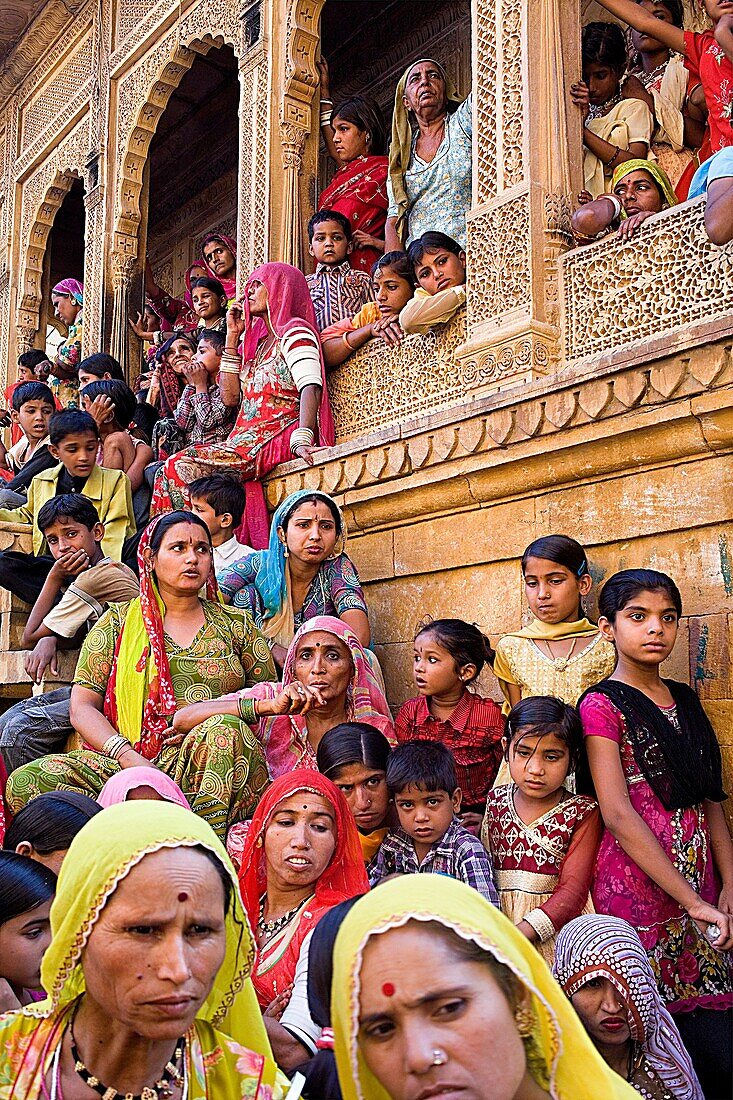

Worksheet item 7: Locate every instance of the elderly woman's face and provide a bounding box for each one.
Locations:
[150,521,212,593]
[612,169,664,215]
[402,61,447,117]
[51,292,81,326]
[166,338,195,375]
[358,923,529,1100]
[81,848,227,1040]
[294,630,353,703]
[264,793,337,892]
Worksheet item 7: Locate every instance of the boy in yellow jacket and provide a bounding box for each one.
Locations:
[0,408,134,604]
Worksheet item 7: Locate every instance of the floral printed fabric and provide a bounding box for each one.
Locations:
[580,692,733,1012]
[219,550,368,630]
[0,1009,285,1099]
[386,95,473,248]
[684,30,733,153]
[5,601,275,838]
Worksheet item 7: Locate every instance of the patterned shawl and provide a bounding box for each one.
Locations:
[554,915,704,1100]
[254,488,347,642]
[388,59,463,245]
[241,262,335,446]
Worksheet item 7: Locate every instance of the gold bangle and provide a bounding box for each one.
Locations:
[342,331,354,350]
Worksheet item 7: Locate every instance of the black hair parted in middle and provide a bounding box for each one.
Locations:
[406,231,463,269]
[386,739,458,795]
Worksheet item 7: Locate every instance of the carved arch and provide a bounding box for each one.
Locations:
[18,171,81,335]
[113,32,234,257]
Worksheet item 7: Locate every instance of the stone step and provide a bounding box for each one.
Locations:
[0,648,79,699]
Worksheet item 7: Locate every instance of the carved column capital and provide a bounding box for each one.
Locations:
[279,118,307,170]
[111,252,136,289]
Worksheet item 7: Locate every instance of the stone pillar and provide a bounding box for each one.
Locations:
[110,244,136,378]
[275,0,323,265]
[457,0,582,392]
[83,180,105,356]
[238,2,270,277]
[279,121,308,268]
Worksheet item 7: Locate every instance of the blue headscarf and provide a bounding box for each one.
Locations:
[256,490,346,624]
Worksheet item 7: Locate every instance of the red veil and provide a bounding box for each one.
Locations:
[238,769,368,1006]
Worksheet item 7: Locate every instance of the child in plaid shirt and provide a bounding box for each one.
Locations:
[368,740,500,906]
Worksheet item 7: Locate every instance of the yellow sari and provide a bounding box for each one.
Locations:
[331,876,638,1100]
[0,802,285,1099]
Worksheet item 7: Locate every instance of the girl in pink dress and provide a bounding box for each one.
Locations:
[579,568,732,1092]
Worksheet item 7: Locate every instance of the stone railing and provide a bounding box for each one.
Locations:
[560,197,733,369]
[327,311,468,442]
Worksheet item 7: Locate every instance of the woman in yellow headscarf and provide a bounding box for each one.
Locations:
[332,875,638,1100]
[0,801,287,1098]
[5,511,275,840]
[384,59,471,252]
[571,159,677,245]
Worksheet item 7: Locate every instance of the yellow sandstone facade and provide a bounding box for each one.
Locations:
[0,0,730,811]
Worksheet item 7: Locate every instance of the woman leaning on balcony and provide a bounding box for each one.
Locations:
[571,160,678,245]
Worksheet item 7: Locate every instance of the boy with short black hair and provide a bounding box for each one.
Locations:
[5,382,57,485]
[0,409,134,604]
[0,494,139,773]
[368,739,499,904]
[400,231,467,334]
[173,328,235,446]
[306,209,374,331]
[190,473,253,578]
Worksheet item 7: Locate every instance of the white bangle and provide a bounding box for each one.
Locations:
[290,427,315,454]
[219,365,240,375]
[605,194,623,219]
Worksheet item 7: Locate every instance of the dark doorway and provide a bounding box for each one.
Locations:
[146,44,239,303]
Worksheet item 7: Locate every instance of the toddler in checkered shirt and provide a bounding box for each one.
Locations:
[368,740,500,907]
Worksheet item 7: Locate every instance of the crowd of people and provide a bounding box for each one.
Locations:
[0,17,731,1100]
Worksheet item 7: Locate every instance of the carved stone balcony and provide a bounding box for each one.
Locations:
[328,312,468,442]
[561,198,733,370]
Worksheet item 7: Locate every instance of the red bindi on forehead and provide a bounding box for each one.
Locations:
[382,982,396,997]
[178,892,188,902]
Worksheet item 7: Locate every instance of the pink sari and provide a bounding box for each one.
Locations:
[150,264,335,548]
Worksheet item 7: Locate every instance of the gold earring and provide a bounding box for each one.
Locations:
[514,1005,535,1038]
